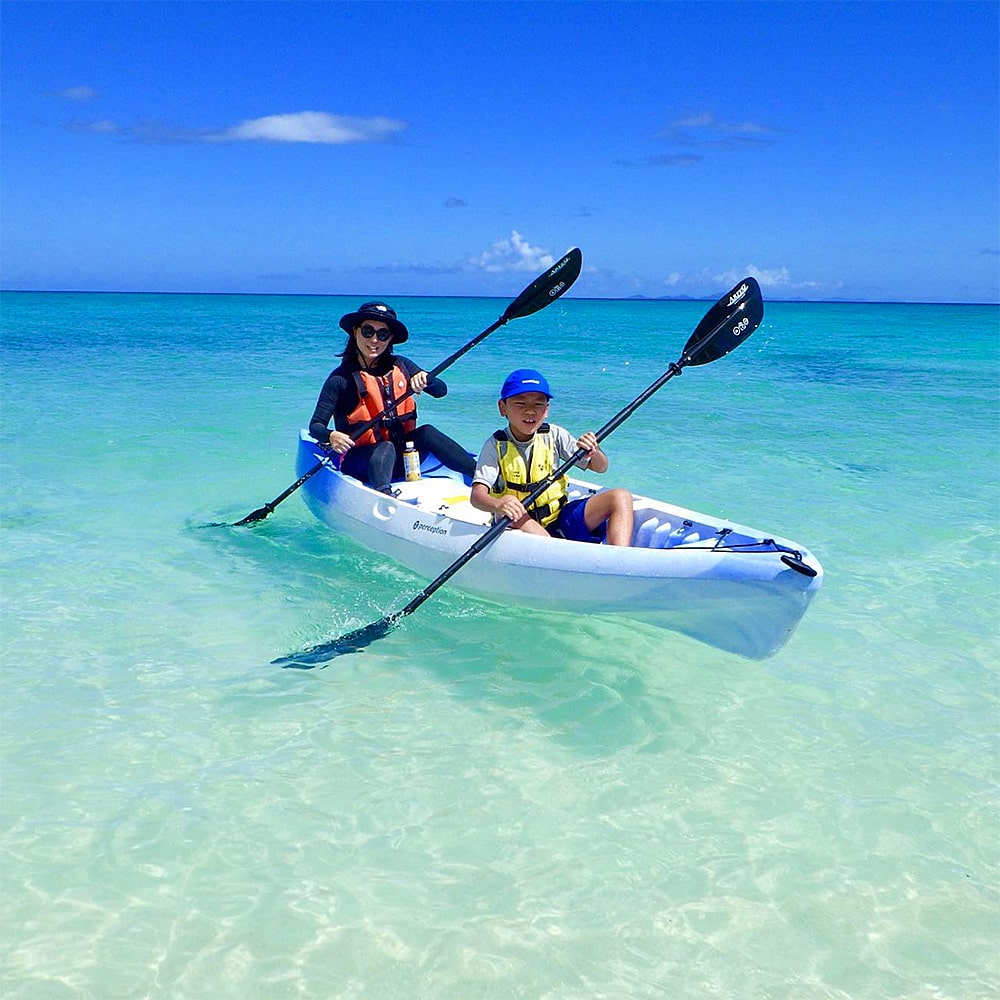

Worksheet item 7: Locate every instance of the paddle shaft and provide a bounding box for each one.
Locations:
[394,281,764,618]
[232,249,582,526]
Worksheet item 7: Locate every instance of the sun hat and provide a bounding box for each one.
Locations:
[499,369,553,400]
[338,301,409,344]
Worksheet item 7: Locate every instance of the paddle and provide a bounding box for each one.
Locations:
[274,276,764,669]
[217,248,583,527]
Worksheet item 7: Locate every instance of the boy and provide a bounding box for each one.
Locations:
[470,369,634,546]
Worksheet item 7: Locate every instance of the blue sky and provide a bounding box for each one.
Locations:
[2,1,997,302]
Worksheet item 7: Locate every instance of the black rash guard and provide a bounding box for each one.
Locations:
[308,351,447,445]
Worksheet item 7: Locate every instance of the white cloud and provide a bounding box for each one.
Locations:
[667,111,777,137]
[657,265,835,297]
[211,111,406,144]
[712,265,830,293]
[57,85,98,102]
[716,265,795,288]
[66,111,406,145]
[69,119,118,135]
[615,153,702,168]
[671,112,716,129]
[468,231,556,273]
[658,111,780,155]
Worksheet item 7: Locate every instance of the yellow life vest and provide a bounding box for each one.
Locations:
[491,424,567,527]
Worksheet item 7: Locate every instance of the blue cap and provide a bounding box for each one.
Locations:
[500,369,553,400]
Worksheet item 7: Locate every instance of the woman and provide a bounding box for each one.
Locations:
[308,301,475,495]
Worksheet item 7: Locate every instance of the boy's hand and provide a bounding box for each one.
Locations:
[577,431,599,458]
[495,495,530,525]
[470,483,535,528]
[575,431,608,472]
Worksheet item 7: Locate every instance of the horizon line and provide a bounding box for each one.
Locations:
[1,288,997,307]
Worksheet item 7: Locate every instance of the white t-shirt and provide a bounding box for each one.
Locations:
[472,423,590,492]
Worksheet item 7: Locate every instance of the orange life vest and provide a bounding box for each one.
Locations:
[346,366,417,446]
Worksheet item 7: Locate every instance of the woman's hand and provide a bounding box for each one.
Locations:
[324,430,354,455]
[409,370,429,394]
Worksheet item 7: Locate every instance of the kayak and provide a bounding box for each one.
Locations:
[295,431,824,659]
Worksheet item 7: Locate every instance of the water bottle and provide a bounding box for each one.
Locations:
[403,440,421,481]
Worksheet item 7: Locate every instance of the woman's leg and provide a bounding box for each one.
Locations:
[341,441,397,492]
[366,441,397,491]
[340,444,374,485]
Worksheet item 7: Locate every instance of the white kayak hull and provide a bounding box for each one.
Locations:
[295,432,823,659]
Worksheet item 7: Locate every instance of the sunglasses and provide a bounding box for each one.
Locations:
[359,324,393,342]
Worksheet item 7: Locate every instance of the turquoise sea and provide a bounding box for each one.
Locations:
[1,289,997,999]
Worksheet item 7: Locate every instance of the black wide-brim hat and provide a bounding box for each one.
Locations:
[338,301,409,344]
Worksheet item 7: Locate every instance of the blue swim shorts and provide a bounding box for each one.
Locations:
[553,497,606,544]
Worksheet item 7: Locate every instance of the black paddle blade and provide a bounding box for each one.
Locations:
[233,503,274,526]
[682,276,763,366]
[272,613,402,669]
[502,247,582,321]
[197,504,272,528]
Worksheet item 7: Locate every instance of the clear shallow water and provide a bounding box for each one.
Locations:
[1,291,997,999]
